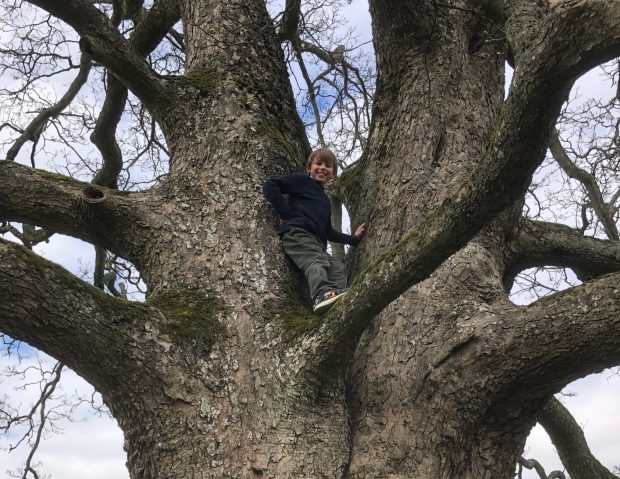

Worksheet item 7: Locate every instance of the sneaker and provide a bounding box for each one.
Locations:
[313,290,347,314]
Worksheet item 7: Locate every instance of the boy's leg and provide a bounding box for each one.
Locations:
[327,254,347,290]
[281,228,338,299]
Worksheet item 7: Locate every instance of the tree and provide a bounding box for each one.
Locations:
[1,0,620,477]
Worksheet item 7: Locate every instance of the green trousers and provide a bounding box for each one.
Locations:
[281,228,347,300]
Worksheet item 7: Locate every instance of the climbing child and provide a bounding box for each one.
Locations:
[263,148,366,314]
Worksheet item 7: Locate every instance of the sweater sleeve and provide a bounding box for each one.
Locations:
[327,224,361,246]
[262,174,306,220]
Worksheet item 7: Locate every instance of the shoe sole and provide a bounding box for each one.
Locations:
[313,292,346,314]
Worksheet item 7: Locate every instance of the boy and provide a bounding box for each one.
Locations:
[263,148,366,314]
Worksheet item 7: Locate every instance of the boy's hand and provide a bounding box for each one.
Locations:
[354,223,366,238]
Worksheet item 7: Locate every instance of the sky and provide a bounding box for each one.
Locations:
[1,1,619,478]
[0,351,128,478]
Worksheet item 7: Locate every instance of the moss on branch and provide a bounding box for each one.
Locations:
[257,121,301,165]
[182,68,221,95]
[37,168,88,187]
[263,297,322,341]
[19,165,132,197]
[6,238,150,321]
[148,289,225,346]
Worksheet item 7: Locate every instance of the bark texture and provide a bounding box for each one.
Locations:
[1,0,620,478]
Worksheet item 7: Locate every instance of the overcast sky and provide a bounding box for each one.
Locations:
[1,1,619,478]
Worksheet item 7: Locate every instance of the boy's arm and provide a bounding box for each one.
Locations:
[327,223,366,246]
[262,174,307,220]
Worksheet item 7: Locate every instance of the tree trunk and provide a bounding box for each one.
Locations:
[343,7,515,476]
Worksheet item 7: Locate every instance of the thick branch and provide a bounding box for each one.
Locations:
[549,128,619,240]
[538,397,618,479]
[497,271,620,396]
[91,74,127,189]
[129,0,181,57]
[0,238,154,395]
[299,0,620,374]
[24,0,175,115]
[0,161,154,266]
[506,218,620,282]
[464,0,505,23]
[278,0,301,42]
[94,244,107,290]
[504,0,547,62]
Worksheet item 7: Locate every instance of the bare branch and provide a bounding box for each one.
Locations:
[510,266,578,304]
[293,39,327,147]
[5,53,92,163]
[8,362,64,479]
[506,218,620,283]
[549,127,619,240]
[128,0,181,58]
[518,457,566,479]
[93,248,130,297]
[538,397,618,479]
[278,1,373,163]
[93,244,106,290]
[298,40,343,66]
[0,223,53,250]
[24,0,176,115]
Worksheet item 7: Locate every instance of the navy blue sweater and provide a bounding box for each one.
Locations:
[262,173,360,250]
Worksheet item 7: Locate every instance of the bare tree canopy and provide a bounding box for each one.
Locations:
[1,0,620,478]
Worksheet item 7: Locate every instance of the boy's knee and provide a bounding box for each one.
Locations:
[309,258,330,271]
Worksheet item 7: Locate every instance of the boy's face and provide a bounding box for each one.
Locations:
[306,158,335,184]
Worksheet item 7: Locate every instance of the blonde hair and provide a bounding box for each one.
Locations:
[306,148,338,176]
